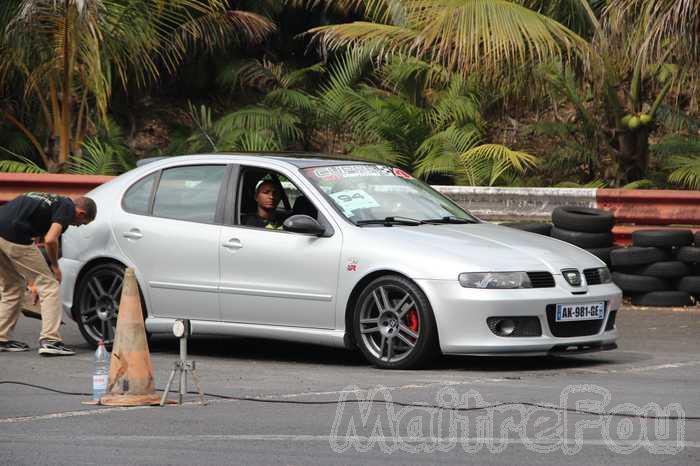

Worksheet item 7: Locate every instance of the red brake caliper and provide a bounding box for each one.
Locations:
[407,310,419,332]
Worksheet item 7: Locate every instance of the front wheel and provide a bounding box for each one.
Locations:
[353,275,439,369]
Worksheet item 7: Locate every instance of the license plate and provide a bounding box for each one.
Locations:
[555,302,605,322]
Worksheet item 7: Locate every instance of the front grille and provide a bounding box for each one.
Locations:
[605,310,617,331]
[487,317,542,337]
[546,304,606,337]
[527,271,555,288]
[584,268,602,285]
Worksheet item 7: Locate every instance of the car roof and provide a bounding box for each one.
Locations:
[137,152,374,169]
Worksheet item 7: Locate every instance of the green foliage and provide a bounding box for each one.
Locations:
[655,105,700,134]
[657,135,700,189]
[554,180,608,188]
[0,148,46,173]
[667,155,700,190]
[458,144,538,186]
[185,102,218,152]
[652,135,700,158]
[216,107,302,146]
[622,179,657,189]
[67,137,132,175]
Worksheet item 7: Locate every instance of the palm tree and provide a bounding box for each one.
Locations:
[311,0,700,185]
[311,1,587,78]
[215,58,324,151]
[315,50,538,184]
[0,0,273,172]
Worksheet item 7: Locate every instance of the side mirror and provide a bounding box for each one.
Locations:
[283,215,326,236]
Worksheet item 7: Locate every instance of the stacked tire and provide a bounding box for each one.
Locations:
[550,206,617,265]
[500,221,552,236]
[610,230,700,307]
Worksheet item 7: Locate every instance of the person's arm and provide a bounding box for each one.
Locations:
[44,222,64,282]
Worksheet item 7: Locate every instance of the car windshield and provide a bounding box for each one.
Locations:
[301,164,478,225]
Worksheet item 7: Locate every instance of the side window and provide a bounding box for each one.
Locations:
[152,165,225,223]
[238,167,319,229]
[123,173,156,215]
[279,175,302,207]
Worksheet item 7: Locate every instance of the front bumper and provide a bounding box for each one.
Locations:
[415,279,621,355]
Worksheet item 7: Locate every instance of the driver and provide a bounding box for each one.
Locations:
[245,180,284,230]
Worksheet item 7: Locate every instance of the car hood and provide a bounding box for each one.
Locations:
[353,222,604,279]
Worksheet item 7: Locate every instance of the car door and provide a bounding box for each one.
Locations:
[218,165,342,329]
[112,164,229,320]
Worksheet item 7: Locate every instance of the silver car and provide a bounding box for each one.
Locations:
[60,154,621,369]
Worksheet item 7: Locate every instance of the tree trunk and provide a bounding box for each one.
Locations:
[59,0,72,164]
[615,127,650,184]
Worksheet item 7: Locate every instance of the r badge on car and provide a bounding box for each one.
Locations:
[346,259,358,272]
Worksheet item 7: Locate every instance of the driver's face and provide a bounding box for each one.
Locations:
[255,182,280,210]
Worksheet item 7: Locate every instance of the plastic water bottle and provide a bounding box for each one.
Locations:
[93,340,110,401]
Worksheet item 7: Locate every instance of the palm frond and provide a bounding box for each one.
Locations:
[263,89,317,114]
[414,125,481,178]
[0,147,46,173]
[350,142,404,165]
[217,58,284,91]
[654,106,700,135]
[460,144,539,186]
[67,137,120,175]
[215,107,302,145]
[652,135,700,157]
[284,63,325,88]
[554,179,608,188]
[312,0,588,77]
[230,131,283,152]
[186,101,217,151]
[622,179,657,189]
[666,155,700,190]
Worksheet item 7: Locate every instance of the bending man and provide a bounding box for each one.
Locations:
[0,192,96,355]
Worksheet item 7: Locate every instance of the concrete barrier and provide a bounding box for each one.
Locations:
[434,186,597,221]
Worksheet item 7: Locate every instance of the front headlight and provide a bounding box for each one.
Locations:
[458,272,532,289]
[597,267,612,284]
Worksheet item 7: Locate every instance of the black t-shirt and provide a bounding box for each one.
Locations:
[0,192,75,245]
[244,213,284,230]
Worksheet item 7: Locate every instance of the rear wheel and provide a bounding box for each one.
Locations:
[74,262,139,349]
[353,275,439,369]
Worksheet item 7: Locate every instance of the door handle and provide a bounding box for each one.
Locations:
[222,238,243,250]
[122,229,143,240]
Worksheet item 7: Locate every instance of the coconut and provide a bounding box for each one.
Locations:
[621,114,632,126]
[627,116,641,129]
[639,113,652,125]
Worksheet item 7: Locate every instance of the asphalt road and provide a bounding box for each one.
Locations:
[1,304,699,465]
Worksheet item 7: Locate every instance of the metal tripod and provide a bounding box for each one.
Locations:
[160,332,205,406]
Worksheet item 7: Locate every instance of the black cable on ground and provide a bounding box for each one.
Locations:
[1,380,698,421]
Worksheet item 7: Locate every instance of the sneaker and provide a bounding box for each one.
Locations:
[38,340,75,356]
[0,340,30,352]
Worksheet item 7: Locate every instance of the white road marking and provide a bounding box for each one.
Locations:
[576,360,700,375]
[0,379,511,424]
[260,378,510,399]
[1,364,697,424]
[0,433,697,449]
[0,405,156,423]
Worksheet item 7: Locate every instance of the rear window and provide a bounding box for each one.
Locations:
[152,165,225,223]
[122,173,156,215]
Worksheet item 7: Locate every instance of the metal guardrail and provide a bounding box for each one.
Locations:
[0,173,112,205]
[1,174,699,244]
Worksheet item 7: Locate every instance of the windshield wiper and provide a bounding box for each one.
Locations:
[356,216,425,227]
[422,216,477,224]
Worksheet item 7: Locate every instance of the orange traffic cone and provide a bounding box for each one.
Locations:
[99,268,161,406]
